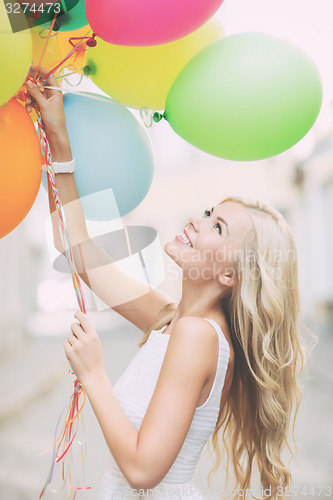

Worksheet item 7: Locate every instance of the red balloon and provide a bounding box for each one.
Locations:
[0,99,42,238]
[85,0,224,46]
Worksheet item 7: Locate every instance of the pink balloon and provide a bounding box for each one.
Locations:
[85,0,224,46]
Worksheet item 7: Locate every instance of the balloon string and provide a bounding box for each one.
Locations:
[33,0,64,79]
[38,29,93,86]
[43,84,116,103]
[36,109,86,311]
[41,86,167,132]
[36,26,59,38]
[68,33,93,50]
[35,108,89,497]
[55,67,85,87]
[39,380,91,499]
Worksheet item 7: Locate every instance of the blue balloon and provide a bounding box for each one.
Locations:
[45,93,154,220]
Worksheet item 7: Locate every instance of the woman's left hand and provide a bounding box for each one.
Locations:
[64,311,105,387]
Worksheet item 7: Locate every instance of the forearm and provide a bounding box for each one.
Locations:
[47,134,154,311]
[47,133,90,249]
[27,67,89,247]
[48,160,152,311]
[83,373,145,488]
[48,130,72,163]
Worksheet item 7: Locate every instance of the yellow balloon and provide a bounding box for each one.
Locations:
[0,4,32,105]
[31,27,62,69]
[85,17,224,110]
[31,26,89,70]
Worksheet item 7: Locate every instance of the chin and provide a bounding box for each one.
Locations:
[164,239,175,257]
[164,240,180,264]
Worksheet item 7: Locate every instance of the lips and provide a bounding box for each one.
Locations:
[176,228,193,247]
[184,227,192,245]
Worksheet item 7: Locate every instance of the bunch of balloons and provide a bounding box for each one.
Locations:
[0,0,323,239]
[0,3,42,238]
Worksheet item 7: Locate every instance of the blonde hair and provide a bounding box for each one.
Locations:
[138,302,177,348]
[209,196,316,499]
[140,196,316,498]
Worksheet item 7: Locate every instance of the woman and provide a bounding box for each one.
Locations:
[26,68,307,500]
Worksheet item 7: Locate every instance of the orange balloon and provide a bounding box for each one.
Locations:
[17,97,38,127]
[0,99,43,238]
[32,26,90,70]
[57,26,89,68]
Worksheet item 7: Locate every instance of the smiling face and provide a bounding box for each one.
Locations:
[164,201,253,288]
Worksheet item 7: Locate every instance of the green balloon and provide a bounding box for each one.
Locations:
[165,33,322,161]
[55,0,88,31]
[35,0,88,32]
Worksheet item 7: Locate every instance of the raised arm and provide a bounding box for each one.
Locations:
[26,68,173,332]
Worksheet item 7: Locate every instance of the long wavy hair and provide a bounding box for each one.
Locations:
[140,196,316,499]
[208,196,315,499]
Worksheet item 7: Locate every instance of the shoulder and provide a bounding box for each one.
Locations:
[166,317,219,370]
[172,316,220,342]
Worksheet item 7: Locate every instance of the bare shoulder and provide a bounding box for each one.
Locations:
[173,316,219,337]
[167,316,219,363]
[168,317,235,412]
[174,316,235,380]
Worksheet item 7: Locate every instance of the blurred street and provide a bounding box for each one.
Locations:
[0,315,332,500]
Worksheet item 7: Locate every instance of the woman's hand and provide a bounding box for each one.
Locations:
[64,311,106,387]
[26,65,72,161]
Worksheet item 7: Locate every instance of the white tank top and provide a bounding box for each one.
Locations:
[106,318,231,487]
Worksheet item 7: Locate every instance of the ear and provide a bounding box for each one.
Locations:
[217,268,235,288]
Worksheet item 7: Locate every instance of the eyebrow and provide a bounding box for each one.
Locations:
[211,207,229,235]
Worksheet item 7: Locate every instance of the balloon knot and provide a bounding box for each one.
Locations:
[86,34,97,47]
[83,65,93,76]
[152,112,165,123]
[53,20,61,31]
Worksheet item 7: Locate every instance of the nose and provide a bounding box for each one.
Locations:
[188,216,202,232]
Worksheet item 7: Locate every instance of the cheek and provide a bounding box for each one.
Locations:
[213,246,228,266]
[213,245,238,279]
[199,241,236,278]
[195,236,225,263]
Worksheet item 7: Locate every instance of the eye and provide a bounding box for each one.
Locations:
[204,209,222,234]
[214,223,222,235]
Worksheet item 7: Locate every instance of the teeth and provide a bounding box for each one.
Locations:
[182,232,193,247]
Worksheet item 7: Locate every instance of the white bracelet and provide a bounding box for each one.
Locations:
[42,159,76,173]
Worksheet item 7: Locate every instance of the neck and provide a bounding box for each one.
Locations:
[172,275,226,323]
